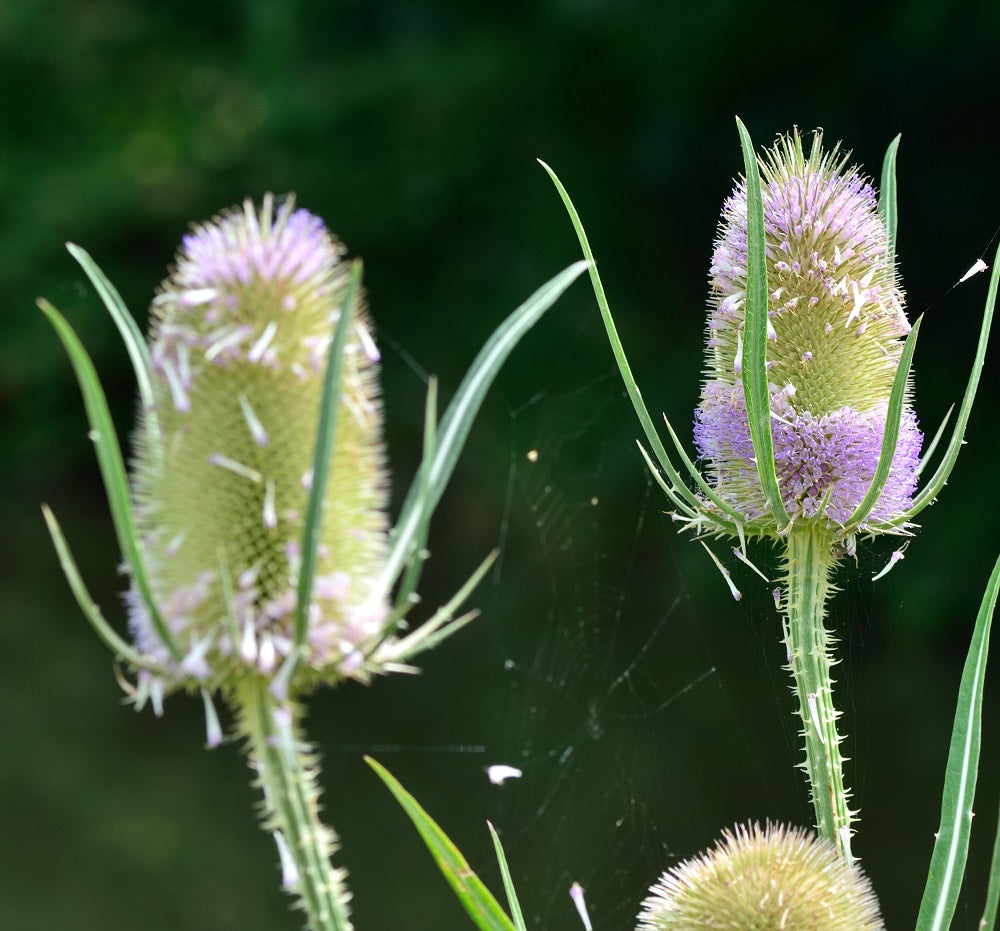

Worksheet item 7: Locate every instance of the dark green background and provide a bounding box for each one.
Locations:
[2,1,999,928]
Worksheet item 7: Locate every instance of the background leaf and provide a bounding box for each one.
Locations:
[916,555,1000,931]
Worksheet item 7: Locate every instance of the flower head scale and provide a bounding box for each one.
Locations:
[636,822,884,930]
[694,130,922,543]
[128,194,392,693]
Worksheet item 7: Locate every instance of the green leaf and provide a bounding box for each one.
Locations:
[982,797,1000,930]
[908,240,1000,518]
[878,134,901,268]
[735,116,790,531]
[294,260,360,651]
[37,298,182,662]
[487,822,526,931]
[915,553,1000,931]
[845,314,921,528]
[377,260,589,601]
[365,757,517,931]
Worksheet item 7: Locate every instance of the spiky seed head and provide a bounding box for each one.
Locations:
[636,822,884,930]
[694,131,922,540]
[128,194,390,692]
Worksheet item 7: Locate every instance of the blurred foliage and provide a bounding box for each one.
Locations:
[2,0,999,928]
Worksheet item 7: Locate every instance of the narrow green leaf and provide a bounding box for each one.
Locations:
[294,261,360,650]
[916,404,953,479]
[392,376,438,614]
[538,159,745,524]
[378,260,589,601]
[660,412,747,522]
[982,797,1000,930]
[487,821,526,931]
[41,504,151,668]
[915,553,1000,931]
[66,243,157,418]
[735,116,790,531]
[907,240,1000,518]
[37,298,181,662]
[636,442,740,538]
[365,757,516,931]
[845,315,921,528]
[878,134,902,269]
[391,549,498,661]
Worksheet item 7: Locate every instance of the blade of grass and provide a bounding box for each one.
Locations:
[735,116,790,532]
[38,298,181,662]
[365,757,516,931]
[915,553,1000,931]
[487,822,526,931]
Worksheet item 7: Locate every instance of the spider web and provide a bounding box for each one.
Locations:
[476,350,736,931]
[359,239,1000,930]
[370,294,921,929]
[473,349,923,929]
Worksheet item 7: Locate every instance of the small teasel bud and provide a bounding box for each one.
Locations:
[636,821,883,930]
[128,194,389,691]
[694,130,922,539]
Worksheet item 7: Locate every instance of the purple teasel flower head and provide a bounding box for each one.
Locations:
[692,130,922,546]
[128,194,393,695]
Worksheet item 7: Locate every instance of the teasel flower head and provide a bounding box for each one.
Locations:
[636,822,884,930]
[124,195,393,694]
[42,190,586,715]
[692,131,922,544]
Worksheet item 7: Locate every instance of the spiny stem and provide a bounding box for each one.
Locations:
[781,523,855,865]
[232,678,353,931]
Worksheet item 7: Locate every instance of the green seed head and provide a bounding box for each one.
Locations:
[636,822,883,930]
[128,195,389,692]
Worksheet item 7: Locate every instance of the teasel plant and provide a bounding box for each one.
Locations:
[537,120,1000,928]
[39,193,587,930]
[231,130,1000,930]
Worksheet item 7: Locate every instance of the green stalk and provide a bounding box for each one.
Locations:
[781,523,855,865]
[232,678,352,930]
